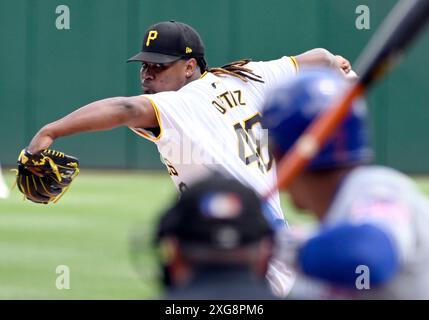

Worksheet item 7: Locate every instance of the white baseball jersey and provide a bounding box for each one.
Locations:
[130,57,298,224]
[290,165,429,299]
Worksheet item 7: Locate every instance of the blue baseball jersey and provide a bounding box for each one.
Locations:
[290,165,429,299]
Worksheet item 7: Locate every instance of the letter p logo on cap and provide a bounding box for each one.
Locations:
[146,30,158,46]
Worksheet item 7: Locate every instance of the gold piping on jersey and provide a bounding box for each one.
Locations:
[290,56,299,73]
[129,97,163,142]
[200,71,208,79]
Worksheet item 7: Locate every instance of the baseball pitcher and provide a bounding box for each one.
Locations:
[22,21,353,297]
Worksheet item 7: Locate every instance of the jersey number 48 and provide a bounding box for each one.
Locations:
[233,113,273,174]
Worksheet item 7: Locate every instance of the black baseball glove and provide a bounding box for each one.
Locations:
[16,148,80,204]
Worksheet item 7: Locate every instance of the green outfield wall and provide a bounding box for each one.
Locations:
[1,0,428,172]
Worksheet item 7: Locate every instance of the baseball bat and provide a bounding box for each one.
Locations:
[269,0,429,194]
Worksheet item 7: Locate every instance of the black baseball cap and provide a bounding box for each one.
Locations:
[156,175,274,250]
[127,20,206,64]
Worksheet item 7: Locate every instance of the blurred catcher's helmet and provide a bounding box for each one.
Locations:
[156,174,274,250]
[262,67,372,171]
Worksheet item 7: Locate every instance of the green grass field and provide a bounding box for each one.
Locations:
[1,170,429,299]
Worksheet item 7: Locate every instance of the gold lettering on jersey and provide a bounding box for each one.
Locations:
[211,90,246,114]
[212,100,227,114]
[163,158,178,176]
[233,90,246,106]
[229,91,238,106]
[219,92,234,109]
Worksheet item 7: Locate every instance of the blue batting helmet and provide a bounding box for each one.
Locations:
[262,67,372,171]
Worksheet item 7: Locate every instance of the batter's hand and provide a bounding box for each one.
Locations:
[335,55,352,74]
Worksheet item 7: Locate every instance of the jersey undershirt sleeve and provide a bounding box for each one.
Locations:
[130,90,193,143]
